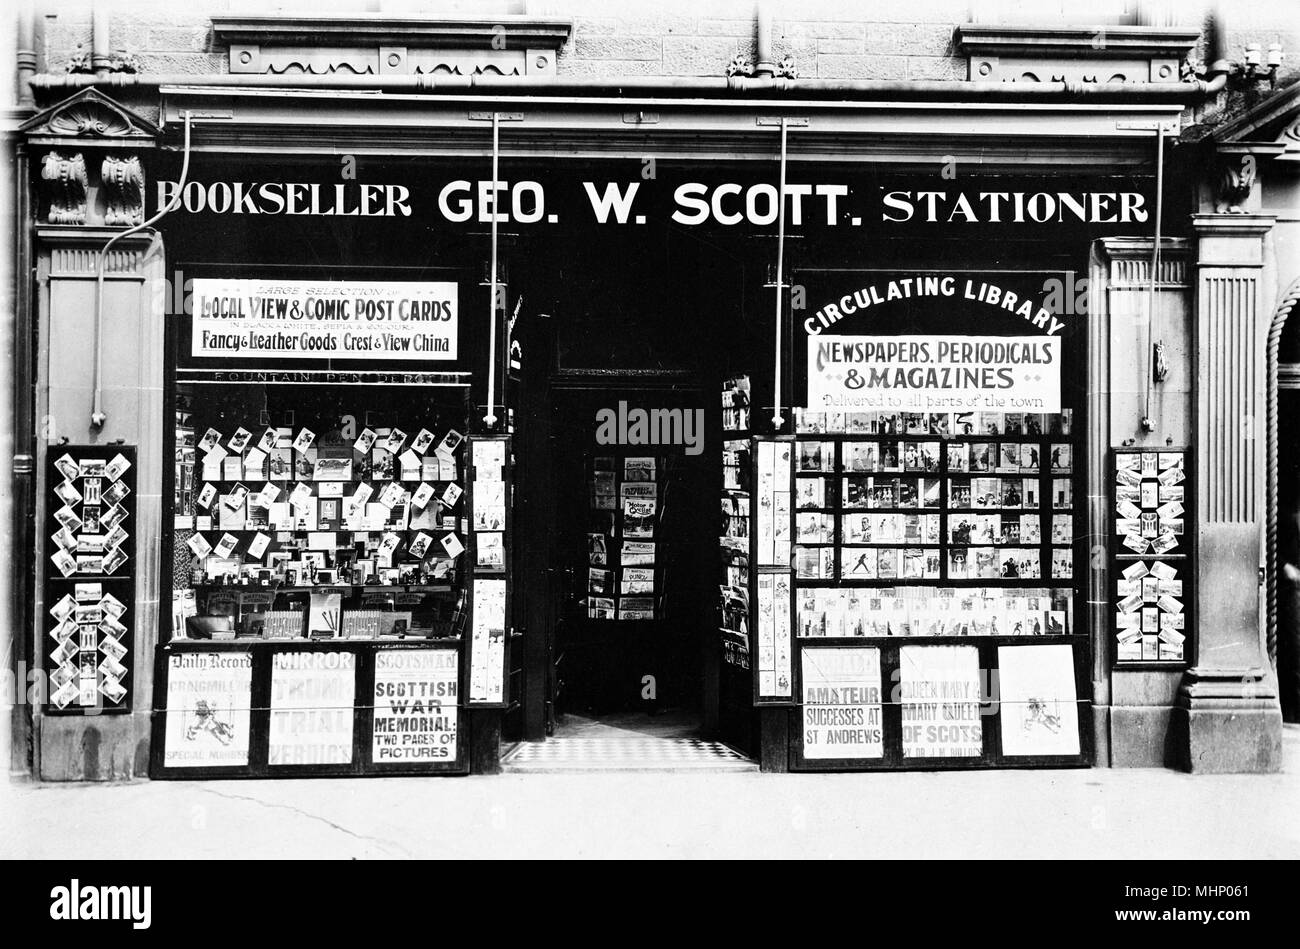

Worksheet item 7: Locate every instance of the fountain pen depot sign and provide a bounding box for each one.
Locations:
[190,279,458,361]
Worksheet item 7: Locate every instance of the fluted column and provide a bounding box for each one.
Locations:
[1172,212,1284,772]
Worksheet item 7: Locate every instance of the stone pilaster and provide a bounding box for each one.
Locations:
[1172,213,1284,772]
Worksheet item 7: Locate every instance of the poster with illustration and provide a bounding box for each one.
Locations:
[997,644,1080,757]
[163,651,253,767]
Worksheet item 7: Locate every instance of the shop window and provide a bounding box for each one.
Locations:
[170,381,469,643]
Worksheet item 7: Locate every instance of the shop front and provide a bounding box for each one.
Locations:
[17,76,1280,779]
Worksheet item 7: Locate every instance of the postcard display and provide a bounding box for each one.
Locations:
[156,411,472,776]
[1110,449,1192,664]
[467,436,510,705]
[587,454,663,622]
[719,375,752,670]
[43,447,137,713]
[781,407,1088,770]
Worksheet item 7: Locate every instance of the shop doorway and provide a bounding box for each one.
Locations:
[551,382,711,724]
[504,376,755,768]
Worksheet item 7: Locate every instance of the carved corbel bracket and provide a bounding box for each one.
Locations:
[41,152,89,225]
[101,155,146,227]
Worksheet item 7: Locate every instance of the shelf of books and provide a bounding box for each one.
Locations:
[780,406,1089,770]
[719,375,752,672]
[154,384,475,777]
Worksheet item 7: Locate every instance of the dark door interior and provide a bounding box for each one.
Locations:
[546,382,713,725]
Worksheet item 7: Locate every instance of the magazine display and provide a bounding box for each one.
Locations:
[789,407,1078,638]
[588,453,663,620]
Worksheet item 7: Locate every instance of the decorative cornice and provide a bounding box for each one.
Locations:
[957,25,1201,57]
[213,16,572,77]
[19,88,159,148]
[957,24,1199,85]
[211,15,573,49]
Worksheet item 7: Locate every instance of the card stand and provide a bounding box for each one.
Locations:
[751,437,797,706]
[1110,448,1192,667]
[43,446,137,715]
[466,435,511,707]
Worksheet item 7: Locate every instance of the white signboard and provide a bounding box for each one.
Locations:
[807,335,1060,413]
[900,645,984,758]
[998,644,1080,757]
[190,278,458,361]
[163,651,253,768]
[372,649,459,763]
[801,647,883,759]
[268,650,356,766]
[469,578,506,704]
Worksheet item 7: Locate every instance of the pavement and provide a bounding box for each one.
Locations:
[4,725,1298,860]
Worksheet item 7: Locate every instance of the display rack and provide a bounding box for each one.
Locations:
[42,446,137,714]
[466,435,511,706]
[1109,448,1192,666]
[585,450,665,622]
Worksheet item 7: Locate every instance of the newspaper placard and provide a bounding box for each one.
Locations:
[372,649,459,763]
[900,645,984,757]
[997,644,1080,757]
[801,647,883,759]
[268,650,356,766]
[163,651,253,768]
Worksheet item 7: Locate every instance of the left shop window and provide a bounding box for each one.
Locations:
[169,382,469,642]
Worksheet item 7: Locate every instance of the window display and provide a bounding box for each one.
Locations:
[790,408,1078,638]
[170,382,469,643]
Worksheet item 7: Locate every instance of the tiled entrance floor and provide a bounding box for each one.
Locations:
[501,711,756,773]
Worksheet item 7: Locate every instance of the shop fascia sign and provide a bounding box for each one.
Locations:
[155,176,1152,229]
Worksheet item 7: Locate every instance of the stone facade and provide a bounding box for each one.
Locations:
[36,1,1296,88]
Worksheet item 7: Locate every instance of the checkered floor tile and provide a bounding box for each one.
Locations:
[502,737,756,772]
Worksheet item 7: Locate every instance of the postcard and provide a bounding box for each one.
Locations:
[228,427,253,454]
[440,532,465,559]
[411,428,435,454]
[105,453,132,482]
[397,481,431,511]
[54,480,82,506]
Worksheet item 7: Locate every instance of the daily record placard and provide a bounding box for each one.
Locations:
[190,279,458,361]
